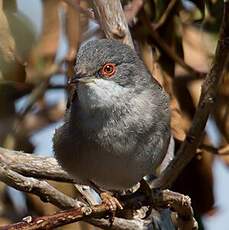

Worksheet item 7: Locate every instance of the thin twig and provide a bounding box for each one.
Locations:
[199,144,229,155]
[19,80,49,117]
[153,0,178,30]
[152,2,229,189]
[139,9,205,77]
[219,145,229,155]
[0,80,66,90]
[22,103,65,135]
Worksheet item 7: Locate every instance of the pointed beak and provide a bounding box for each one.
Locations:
[68,74,95,85]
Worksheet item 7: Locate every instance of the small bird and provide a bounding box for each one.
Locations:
[53,39,171,210]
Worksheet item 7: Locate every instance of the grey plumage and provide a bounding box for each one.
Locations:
[53,39,171,191]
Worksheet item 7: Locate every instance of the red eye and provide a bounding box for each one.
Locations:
[100,63,116,77]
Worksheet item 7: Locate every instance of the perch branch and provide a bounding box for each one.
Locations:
[0,147,197,229]
[0,148,167,229]
[152,2,229,189]
[0,189,197,230]
[87,217,153,230]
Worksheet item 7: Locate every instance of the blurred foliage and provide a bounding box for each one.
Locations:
[0,0,228,229]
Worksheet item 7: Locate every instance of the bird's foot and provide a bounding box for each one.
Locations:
[100,191,123,225]
[137,179,153,219]
[138,179,152,197]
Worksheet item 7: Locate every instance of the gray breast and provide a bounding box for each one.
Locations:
[53,87,170,191]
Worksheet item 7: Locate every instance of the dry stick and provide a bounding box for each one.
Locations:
[213,102,229,142]
[219,145,229,155]
[139,10,204,77]
[0,147,73,183]
[92,0,134,48]
[153,2,229,189]
[0,161,82,209]
[80,0,145,41]
[2,207,150,230]
[87,217,153,230]
[0,189,196,230]
[22,103,65,135]
[19,80,49,117]
[153,0,178,30]
[18,62,63,117]
[199,144,229,156]
[0,81,65,91]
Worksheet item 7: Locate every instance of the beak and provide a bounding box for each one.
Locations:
[68,74,95,85]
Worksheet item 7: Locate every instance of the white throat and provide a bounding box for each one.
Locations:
[77,78,129,111]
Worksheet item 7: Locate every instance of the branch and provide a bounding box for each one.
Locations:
[1,189,197,230]
[0,147,74,183]
[199,144,229,156]
[0,148,197,229]
[87,217,153,230]
[153,2,229,189]
[92,0,134,48]
[21,102,65,135]
[219,145,229,155]
[153,0,178,30]
[19,80,49,117]
[0,206,147,230]
[0,161,82,209]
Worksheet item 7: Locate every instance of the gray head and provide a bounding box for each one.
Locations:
[71,39,162,110]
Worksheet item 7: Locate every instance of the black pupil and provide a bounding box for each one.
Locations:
[106,65,112,73]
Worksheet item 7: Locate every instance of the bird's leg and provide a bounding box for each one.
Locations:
[137,179,153,219]
[89,181,123,224]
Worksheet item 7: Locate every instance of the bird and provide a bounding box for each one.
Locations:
[53,39,171,211]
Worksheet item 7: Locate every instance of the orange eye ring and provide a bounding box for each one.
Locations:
[100,63,116,77]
